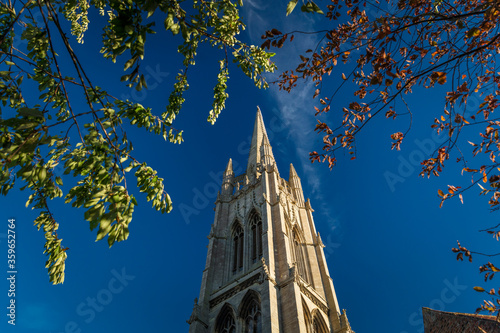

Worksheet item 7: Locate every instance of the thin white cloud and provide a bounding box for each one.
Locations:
[244,0,270,15]
[242,1,337,225]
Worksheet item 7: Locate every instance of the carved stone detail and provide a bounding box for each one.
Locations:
[278,193,286,207]
[187,298,208,328]
[258,192,266,206]
[291,205,297,224]
[317,232,325,248]
[256,162,264,173]
[260,258,276,285]
[236,201,244,220]
[299,283,329,315]
[207,224,215,239]
[209,273,262,309]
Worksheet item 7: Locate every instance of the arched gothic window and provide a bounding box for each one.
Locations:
[240,291,262,333]
[303,300,312,333]
[312,312,328,333]
[292,229,310,284]
[244,299,261,333]
[232,223,244,274]
[249,212,263,263]
[215,305,236,333]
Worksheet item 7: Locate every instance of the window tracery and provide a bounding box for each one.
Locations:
[249,212,263,263]
[240,291,262,333]
[312,312,328,333]
[292,229,311,284]
[215,305,236,333]
[244,300,261,333]
[232,222,244,274]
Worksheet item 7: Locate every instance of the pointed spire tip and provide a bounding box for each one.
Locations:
[247,107,270,172]
[224,158,233,174]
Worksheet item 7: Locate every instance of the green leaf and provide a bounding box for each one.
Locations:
[124,25,134,35]
[18,107,43,118]
[124,58,135,71]
[17,121,39,130]
[96,217,112,241]
[286,0,298,15]
[144,0,159,18]
[170,23,180,35]
[301,1,324,14]
[310,1,324,14]
[38,168,47,182]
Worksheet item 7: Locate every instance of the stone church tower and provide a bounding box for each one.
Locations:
[188,108,354,333]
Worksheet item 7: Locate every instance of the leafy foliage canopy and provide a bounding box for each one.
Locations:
[0,0,275,284]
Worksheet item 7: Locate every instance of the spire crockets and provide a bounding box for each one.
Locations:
[247,106,272,175]
[289,163,305,206]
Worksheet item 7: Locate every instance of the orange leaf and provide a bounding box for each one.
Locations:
[459,194,463,204]
[437,72,447,85]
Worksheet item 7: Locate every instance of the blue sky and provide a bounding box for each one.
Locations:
[1,1,498,333]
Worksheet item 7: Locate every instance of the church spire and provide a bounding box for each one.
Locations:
[247,106,271,175]
[224,157,234,176]
[190,106,355,333]
[289,163,305,206]
[221,158,234,196]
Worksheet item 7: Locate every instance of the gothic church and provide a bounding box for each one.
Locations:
[188,108,354,333]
